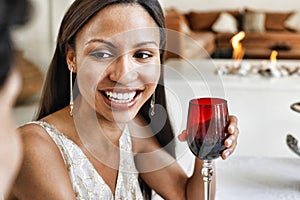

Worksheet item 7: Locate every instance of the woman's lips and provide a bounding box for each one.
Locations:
[101,89,142,110]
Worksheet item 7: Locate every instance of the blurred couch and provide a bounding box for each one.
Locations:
[164,8,300,60]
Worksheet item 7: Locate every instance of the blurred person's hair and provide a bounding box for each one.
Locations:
[0,0,31,87]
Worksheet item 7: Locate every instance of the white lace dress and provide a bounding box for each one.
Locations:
[31,121,144,200]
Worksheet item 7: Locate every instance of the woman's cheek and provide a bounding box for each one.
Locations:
[138,62,161,85]
[76,63,106,100]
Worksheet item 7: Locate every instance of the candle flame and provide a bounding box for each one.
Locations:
[270,50,278,62]
[230,31,246,60]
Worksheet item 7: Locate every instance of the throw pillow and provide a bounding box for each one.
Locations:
[284,11,300,32]
[243,11,266,32]
[185,11,220,31]
[212,12,238,33]
[265,12,291,31]
[179,14,191,35]
[165,9,191,35]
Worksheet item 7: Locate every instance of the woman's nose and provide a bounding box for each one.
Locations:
[109,55,138,84]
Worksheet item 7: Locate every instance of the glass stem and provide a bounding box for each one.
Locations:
[202,160,213,200]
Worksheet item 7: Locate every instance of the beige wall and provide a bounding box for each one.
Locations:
[12,0,73,72]
[12,0,51,72]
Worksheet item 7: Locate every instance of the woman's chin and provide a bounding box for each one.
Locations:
[108,109,138,123]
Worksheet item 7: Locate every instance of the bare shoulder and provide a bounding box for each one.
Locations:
[16,122,66,176]
[12,122,76,199]
[18,122,56,149]
[19,122,48,136]
[16,121,68,176]
[18,107,69,146]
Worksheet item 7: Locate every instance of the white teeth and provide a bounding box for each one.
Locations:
[105,91,137,103]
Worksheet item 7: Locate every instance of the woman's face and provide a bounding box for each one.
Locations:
[68,4,161,123]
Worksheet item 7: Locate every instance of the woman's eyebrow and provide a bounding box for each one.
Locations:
[134,41,158,48]
[85,39,158,49]
[85,39,117,49]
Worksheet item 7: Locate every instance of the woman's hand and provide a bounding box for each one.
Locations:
[178,115,239,160]
[221,115,239,159]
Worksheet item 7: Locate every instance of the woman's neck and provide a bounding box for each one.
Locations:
[72,96,126,147]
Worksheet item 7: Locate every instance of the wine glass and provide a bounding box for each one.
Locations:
[186,97,229,200]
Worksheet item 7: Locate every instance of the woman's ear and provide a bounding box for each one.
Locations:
[66,44,77,72]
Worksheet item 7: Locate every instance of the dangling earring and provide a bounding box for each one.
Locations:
[69,68,74,116]
[150,92,155,116]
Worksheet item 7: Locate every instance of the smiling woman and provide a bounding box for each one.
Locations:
[10,0,239,200]
[70,11,161,122]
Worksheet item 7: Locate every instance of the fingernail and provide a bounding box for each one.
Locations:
[229,125,235,133]
[226,139,232,147]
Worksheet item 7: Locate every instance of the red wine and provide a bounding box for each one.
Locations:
[187,118,228,160]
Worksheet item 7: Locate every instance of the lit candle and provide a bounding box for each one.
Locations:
[267,50,281,77]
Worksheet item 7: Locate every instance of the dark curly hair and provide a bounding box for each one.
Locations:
[0,0,31,87]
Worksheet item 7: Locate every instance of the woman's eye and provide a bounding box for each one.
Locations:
[90,51,112,59]
[134,52,153,59]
